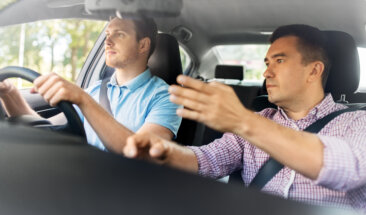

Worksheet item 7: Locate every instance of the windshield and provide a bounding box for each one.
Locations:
[0,19,106,87]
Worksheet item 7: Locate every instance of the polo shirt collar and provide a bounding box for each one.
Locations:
[108,68,152,91]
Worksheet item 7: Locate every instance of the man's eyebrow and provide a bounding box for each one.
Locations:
[264,52,287,62]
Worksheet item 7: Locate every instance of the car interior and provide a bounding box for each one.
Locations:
[0,0,365,214]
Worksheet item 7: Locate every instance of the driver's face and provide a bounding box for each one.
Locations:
[263,36,311,107]
[104,18,140,69]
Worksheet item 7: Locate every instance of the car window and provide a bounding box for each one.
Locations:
[213,44,269,83]
[179,46,191,74]
[358,47,366,92]
[0,19,107,88]
[0,0,17,11]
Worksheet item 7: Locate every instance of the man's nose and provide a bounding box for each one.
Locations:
[263,67,273,78]
[105,36,113,47]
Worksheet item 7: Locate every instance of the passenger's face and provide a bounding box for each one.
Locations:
[104,18,140,69]
[263,36,311,107]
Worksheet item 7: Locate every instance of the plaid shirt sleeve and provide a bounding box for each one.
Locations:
[314,110,366,191]
[188,133,245,179]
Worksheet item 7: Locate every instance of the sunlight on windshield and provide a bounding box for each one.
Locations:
[0,0,17,11]
[0,19,107,88]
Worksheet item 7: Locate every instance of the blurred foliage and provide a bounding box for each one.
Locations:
[0,19,107,87]
[0,0,17,10]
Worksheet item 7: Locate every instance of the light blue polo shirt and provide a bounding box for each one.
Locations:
[77,69,182,151]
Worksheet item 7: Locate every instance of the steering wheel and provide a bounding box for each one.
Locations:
[0,66,86,138]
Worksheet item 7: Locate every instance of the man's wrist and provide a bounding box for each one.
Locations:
[77,91,91,108]
[233,109,253,137]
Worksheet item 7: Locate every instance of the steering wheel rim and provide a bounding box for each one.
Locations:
[0,66,86,138]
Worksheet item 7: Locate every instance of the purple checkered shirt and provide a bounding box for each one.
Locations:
[189,94,366,212]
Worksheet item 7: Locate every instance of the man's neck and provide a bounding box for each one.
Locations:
[281,91,325,121]
[114,63,147,86]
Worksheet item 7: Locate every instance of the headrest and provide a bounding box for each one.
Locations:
[215,65,244,80]
[148,33,182,85]
[102,33,182,85]
[323,31,360,96]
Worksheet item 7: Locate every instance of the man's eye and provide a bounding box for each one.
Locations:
[118,33,125,37]
[277,59,284,63]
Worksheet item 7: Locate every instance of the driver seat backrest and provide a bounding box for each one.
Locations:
[323,30,360,102]
[101,33,197,146]
[102,33,182,85]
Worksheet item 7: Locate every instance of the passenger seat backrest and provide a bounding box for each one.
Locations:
[148,33,182,85]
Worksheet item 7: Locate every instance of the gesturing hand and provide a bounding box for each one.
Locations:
[169,75,250,134]
[123,132,173,163]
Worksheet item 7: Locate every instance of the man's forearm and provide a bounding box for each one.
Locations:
[236,112,324,180]
[1,89,38,117]
[165,143,198,173]
[78,94,133,154]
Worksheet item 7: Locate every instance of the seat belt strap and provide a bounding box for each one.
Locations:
[248,104,366,190]
[99,76,113,115]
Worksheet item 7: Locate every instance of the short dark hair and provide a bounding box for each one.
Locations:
[130,17,158,59]
[269,24,330,88]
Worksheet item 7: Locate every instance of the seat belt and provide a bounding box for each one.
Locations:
[248,104,366,190]
[99,76,113,115]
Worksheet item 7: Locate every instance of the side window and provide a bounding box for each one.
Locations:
[179,46,191,74]
[358,47,366,92]
[0,19,107,88]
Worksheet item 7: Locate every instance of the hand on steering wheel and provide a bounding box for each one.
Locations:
[0,66,86,138]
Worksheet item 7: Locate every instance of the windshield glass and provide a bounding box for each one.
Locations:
[0,19,107,88]
[0,0,17,11]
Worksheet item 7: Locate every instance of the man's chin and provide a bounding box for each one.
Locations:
[267,94,278,105]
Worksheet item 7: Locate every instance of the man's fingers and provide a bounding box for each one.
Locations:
[33,73,54,90]
[176,75,213,94]
[48,88,67,107]
[124,134,150,158]
[176,108,203,122]
[170,94,205,112]
[41,81,64,103]
[35,74,60,95]
[149,142,166,158]
[169,85,209,104]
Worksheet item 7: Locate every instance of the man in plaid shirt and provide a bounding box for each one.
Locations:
[123,24,366,212]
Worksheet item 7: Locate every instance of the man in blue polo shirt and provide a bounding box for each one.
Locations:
[0,17,181,154]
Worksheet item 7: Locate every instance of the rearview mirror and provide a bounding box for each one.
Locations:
[85,0,182,18]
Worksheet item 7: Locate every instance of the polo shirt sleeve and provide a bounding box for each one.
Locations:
[144,85,182,137]
[314,112,366,191]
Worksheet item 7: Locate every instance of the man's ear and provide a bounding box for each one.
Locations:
[138,37,151,55]
[308,61,324,83]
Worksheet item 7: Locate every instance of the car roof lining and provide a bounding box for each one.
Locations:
[0,0,365,62]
